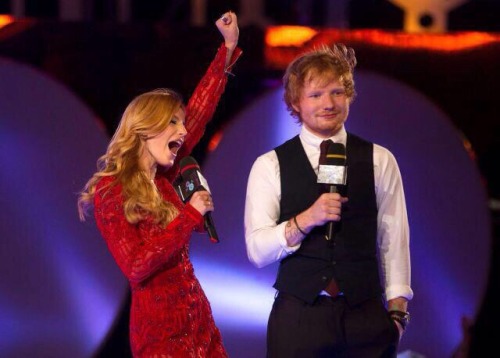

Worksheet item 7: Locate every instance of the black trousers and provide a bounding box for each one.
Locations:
[267,292,399,358]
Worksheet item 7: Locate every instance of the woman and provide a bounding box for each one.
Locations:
[78,12,241,357]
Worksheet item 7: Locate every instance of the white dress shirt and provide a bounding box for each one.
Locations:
[244,125,413,301]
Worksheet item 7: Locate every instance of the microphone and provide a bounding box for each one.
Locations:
[175,156,219,243]
[317,142,347,240]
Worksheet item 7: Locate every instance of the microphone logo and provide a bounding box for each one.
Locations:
[175,170,211,202]
[317,144,347,186]
[317,164,347,185]
[185,180,195,193]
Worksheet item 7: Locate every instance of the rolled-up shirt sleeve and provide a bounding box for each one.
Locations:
[374,144,414,301]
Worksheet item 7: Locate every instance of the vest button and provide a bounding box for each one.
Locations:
[322,276,327,281]
[332,260,336,265]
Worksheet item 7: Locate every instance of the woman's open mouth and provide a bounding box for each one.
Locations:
[168,139,183,155]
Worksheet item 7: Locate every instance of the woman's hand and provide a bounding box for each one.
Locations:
[216,11,239,51]
[188,190,214,216]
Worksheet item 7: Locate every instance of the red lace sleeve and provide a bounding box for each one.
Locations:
[94,178,203,284]
[166,43,242,182]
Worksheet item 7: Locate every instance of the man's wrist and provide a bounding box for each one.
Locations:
[293,215,307,235]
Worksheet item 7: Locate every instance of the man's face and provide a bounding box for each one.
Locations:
[292,76,350,138]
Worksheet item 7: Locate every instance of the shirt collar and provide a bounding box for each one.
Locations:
[299,125,347,149]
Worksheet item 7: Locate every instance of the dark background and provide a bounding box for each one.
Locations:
[1,1,499,357]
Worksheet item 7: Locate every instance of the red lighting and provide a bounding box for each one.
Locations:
[208,130,224,152]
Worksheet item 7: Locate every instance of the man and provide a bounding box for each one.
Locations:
[244,44,413,357]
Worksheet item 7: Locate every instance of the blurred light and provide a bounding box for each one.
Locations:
[0,57,127,358]
[208,129,224,152]
[194,257,275,329]
[265,27,500,68]
[265,26,318,46]
[0,15,14,29]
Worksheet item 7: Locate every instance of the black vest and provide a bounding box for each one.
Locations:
[274,133,382,306]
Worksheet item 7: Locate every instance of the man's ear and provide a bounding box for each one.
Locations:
[291,102,300,114]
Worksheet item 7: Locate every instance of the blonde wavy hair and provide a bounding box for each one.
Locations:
[283,43,357,121]
[78,88,185,227]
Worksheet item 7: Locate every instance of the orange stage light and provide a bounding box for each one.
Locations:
[266,26,500,51]
[266,26,318,47]
[0,15,14,30]
[265,26,500,68]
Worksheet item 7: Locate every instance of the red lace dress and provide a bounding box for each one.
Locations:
[94,44,241,358]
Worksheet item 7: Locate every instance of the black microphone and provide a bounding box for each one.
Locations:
[175,156,219,243]
[317,142,347,240]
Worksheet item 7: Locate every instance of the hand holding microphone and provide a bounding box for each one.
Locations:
[188,191,214,217]
[317,141,348,240]
[176,156,219,243]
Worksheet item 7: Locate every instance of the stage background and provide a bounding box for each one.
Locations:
[1,1,499,357]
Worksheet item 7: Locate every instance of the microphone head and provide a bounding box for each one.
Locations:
[318,143,347,185]
[176,156,211,202]
[325,142,346,166]
[179,156,200,179]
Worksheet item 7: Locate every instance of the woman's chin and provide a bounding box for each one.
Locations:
[158,156,175,169]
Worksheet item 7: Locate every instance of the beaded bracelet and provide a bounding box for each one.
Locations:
[391,315,406,329]
[388,310,410,330]
[389,310,410,319]
[293,216,307,235]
